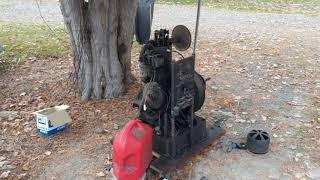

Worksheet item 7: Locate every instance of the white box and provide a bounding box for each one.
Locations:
[33,105,71,137]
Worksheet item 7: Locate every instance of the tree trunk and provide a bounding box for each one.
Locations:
[60,0,138,100]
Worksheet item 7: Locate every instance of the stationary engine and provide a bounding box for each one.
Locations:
[132,25,222,162]
[134,27,206,128]
[113,25,225,179]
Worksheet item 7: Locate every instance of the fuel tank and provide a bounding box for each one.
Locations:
[113,120,153,180]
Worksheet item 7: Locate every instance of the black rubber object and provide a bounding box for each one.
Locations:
[247,129,270,154]
[135,0,155,44]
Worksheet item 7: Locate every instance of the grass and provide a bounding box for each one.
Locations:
[0,23,70,70]
[0,22,143,71]
[158,0,320,15]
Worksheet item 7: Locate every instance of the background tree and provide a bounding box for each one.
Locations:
[60,0,138,101]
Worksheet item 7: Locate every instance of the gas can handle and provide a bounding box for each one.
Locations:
[132,121,146,140]
[121,120,143,138]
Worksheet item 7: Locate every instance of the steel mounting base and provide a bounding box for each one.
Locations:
[149,124,226,175]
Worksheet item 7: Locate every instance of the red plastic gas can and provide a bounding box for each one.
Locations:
[113,120,153,180]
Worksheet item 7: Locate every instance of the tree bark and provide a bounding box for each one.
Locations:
[60,0,138,100]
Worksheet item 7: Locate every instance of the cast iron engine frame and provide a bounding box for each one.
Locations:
[134,29,225,175]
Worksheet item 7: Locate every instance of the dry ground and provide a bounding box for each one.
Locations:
[1,39,319,179]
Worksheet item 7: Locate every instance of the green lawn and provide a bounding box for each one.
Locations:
[0,23,70,70]
[0,23,143,71]
[158,0,320,15]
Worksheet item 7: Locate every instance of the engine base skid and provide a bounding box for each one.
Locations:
[150,123,226,175]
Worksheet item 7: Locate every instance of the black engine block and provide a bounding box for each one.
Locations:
[133,28,209,159]
[134,29,206,129]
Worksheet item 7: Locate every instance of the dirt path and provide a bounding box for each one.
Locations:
[1,1,320,180]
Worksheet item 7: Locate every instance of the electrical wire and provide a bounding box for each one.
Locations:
[140,67,156,112]
[172,50,184,60]
[34,0,58,37]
